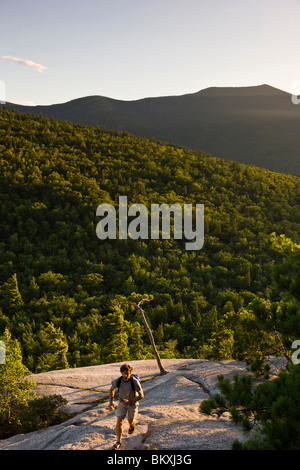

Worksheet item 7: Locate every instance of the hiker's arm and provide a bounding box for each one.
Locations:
[109,385,115,409]
[122,389,144,407]
[132,389,144,404]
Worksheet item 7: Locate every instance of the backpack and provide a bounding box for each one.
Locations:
[116,373,140,393]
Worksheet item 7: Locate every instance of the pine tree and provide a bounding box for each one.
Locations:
[0,273,24,310]
[36,322,69,372]
[0,329,35,436]
[101,309,130,363]
[200,364,300,449]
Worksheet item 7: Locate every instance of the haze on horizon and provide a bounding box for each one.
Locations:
[1,0,300,106]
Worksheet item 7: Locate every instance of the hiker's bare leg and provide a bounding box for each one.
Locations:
[127,416,135,434]
[127,413,136,434]
[128,416,135,427]
[116,416,124,443]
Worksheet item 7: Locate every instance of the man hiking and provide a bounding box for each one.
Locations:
[109,363,144,450]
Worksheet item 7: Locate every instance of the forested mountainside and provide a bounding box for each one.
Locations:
[0,107,299,373]
[5,85,300,175]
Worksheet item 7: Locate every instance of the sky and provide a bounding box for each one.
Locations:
[1,0,300,105]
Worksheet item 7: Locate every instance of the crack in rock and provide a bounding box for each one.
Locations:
[180,374,212,396]
[34,382,105,393]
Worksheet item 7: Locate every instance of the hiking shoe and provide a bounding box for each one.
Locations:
[128,424,135,434]
[112,441,121,450]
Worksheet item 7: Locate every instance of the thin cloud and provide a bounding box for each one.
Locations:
[1,55,47,73]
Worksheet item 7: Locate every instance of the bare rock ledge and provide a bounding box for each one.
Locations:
[0,358,283,451]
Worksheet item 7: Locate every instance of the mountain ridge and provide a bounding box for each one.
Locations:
[4,84,300,175]
[7,84,290,106]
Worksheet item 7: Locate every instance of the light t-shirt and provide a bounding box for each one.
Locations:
[112,376,142,406]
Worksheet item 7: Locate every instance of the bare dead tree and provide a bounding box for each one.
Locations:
[114,297,167,375]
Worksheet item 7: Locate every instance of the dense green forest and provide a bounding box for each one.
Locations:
[0,107,299,373]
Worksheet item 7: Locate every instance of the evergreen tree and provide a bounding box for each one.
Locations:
[0,273,24,310]
[36,322,69,372]
[0,329,35,436]
[200,364,300,450]
[101,309,130,363]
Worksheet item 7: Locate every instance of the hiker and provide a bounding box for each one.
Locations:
[109,363,144,450]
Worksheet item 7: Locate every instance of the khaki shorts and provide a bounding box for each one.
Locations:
[116,401,139,420]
